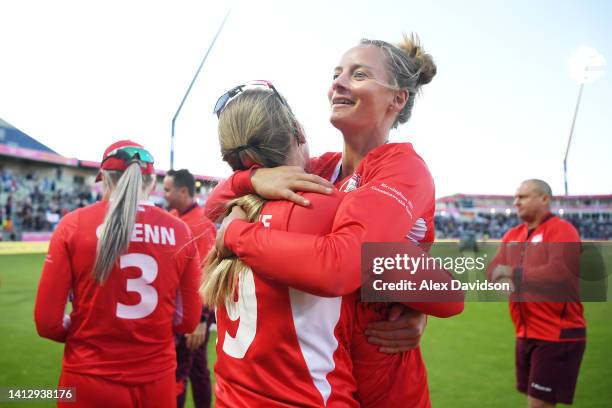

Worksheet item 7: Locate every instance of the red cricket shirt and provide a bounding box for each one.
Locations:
[34,201,202,383]
[490,214,586,341]
[170,203,216,264]
[206,143,463,408]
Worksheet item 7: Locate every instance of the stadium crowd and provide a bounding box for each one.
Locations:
[1,167,99,239]
[2,165,610,241]
[435,213,612,240]
[0,162,612,240]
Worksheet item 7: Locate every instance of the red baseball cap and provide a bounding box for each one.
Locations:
[95,140,155,182]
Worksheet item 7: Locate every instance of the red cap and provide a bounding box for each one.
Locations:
[95,140,155,182]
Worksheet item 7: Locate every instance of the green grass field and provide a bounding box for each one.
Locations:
[1,253,611,407]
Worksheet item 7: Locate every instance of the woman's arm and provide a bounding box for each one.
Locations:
[204,165,333,222]
[34,217,74,343]
[223,155,443,297]
[174,238,203,334]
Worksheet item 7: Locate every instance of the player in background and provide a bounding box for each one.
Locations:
[212,34,459,407]
[201,86,358,407]
[34,140,202,408]
[163,169,216,408]
[489,179,586,408]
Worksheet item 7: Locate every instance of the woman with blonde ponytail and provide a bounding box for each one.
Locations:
[211,34,463,408]
[93,161,148,283]
[35,140,203,408]
[202,85,361,407]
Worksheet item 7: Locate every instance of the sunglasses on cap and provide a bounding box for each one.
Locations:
[103,146,154,165]
[213,80,288,118]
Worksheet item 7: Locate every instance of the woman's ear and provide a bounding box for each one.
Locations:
[392,89,408,113]
[297,130,307,145]
[295,120,307,145]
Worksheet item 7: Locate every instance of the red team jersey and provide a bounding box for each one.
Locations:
[490,214,586,342]
[34,200,202,384]
[207,142,463,407]
[170,204,216,263]
[214,191,359,407]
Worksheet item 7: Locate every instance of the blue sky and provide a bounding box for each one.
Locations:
[0,0,610,198]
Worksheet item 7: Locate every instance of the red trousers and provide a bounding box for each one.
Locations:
[58,369,176,408]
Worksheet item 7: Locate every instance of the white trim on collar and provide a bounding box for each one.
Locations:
[330,158,342,184]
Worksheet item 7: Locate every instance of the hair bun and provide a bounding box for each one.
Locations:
[397,33,437,86]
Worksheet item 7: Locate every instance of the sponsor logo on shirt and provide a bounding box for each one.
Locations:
[339,173,361,192]
[531,382,552,392]
[531,234,543,243]
[369,183,414,219]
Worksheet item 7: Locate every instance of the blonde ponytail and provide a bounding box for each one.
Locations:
[92,163,151,283]
[200,194,266,307]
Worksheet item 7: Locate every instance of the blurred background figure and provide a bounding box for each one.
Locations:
[164,168,216,408]
[489,179,586,408]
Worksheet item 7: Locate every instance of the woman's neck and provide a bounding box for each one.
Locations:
[340,129,388,179]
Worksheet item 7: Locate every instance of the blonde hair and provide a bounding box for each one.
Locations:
[360,33,437,128]
[92,163,155,283]
[202,88,302,305]
[200,195,265,307]
[218,89,300,171]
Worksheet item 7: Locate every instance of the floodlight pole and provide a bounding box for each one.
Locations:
[170,9,231,170]
[563,82,584,196]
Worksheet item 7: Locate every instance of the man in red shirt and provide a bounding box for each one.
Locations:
[164,169,216,408]
[490,179,586,408]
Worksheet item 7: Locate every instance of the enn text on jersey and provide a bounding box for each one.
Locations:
[96,223,176,246]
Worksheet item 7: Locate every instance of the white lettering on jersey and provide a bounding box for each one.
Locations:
[369,184,413,219]
[289,289,341,404]
[132,223,144,242]
[95,223,175,246]
[116,253,158,319]
[331,159,429,245]
[260,214,272,228]
[222,269,257,359]
[144,224,160,244]
[161,226,176,246]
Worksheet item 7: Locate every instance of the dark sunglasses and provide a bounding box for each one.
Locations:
[103,146,154,165]
[213,80,288,118]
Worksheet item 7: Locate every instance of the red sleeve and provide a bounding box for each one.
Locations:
[173,237,203,334]
[203,157,333,223]
[34,215,75,342]
[398,250,464,317]
[204,168,261,222]
[521,224,581,288]
[486,232,511,280]
[225,153,441,297]
[204,178,237,223]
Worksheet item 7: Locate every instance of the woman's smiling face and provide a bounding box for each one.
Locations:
[327,45,397,134]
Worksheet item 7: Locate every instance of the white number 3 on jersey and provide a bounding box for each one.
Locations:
[222,269,257,358]
[116,253,158,319]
